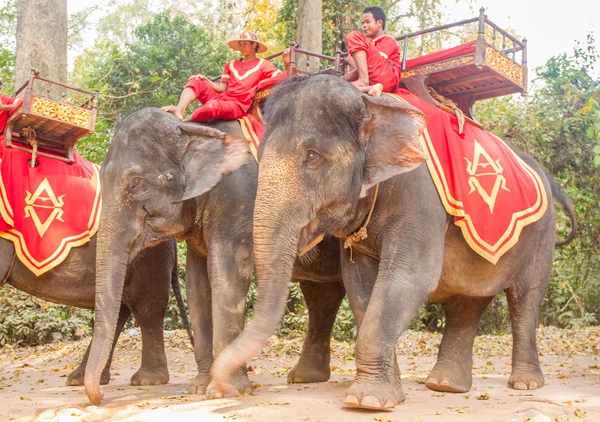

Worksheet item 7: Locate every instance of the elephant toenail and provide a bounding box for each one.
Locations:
[439,378,452,387]
[529,381,539,389]
[360,395,382,409]
[294,377,304,383]
[343,394,360,407]
[426,376,438,385]
[383,398,396,408]
[512,381,527,390]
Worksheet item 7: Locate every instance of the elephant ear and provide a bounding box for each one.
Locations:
[174,123,250,203]
[359,94,428,197]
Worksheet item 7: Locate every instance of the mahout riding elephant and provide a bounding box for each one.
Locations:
[210,75,577,410]
[83,107,345,405]
[0,202,189,388]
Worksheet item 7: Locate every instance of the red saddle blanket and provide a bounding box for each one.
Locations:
[0,137,101,276]
[387,89,548,264]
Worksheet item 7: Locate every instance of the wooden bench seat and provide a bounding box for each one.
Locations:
[397,8,527,119]
[3,70,98,164]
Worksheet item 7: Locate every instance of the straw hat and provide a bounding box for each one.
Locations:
[227,30,268,54]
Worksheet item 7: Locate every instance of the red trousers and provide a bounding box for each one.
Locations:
[185,78,246,122]
[346,30,399,92]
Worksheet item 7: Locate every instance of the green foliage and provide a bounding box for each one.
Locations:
[0,0,16,92]
[81,11,232,125]
[0,287,92,347]
[163,242,189,331]
[277,0,463,56]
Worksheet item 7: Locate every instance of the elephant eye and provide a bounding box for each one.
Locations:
[305,149,319,161]
[129,177,146,191]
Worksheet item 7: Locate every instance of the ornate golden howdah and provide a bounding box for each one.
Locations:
[30,97,91,128]
[485,47,524,86]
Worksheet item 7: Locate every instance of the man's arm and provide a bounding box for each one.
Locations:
[189,75,228,92]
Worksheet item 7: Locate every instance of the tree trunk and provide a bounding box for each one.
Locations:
[15,0,68,89]
[296,0,322,72]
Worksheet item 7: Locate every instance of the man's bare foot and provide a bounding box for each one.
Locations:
[367,83,384,97]
[161,105,184,121]
[351,80,368,90]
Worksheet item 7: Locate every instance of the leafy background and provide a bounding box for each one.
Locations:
[0,0,598,346]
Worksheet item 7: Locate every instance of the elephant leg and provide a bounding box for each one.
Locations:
[341,252,403,407]
[128,294,170,386]
[342,247,441,410]
[205,241,253,399]
[426,295,493,393]
[506,260,550,390]
[185,250,214,394]
[287,281,345,384]
[67,305,131,386]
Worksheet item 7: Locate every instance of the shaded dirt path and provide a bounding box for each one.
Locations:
[1,327,599,421]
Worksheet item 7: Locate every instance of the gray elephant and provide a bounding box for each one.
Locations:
[211,75,577,410]
[0,203,188,388]
[82,108,347,405]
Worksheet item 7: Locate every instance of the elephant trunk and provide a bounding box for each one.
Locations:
[212,191,301,390]
[84,202,131,405]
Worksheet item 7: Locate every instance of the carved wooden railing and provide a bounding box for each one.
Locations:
[4,69,99,164]
[396,7,528,92]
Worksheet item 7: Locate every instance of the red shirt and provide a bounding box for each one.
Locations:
[372,35,401,70]
[220,58,281,112]
[0,95,16,133]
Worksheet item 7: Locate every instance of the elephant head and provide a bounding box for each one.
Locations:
[85,108,249,405]
[211,75,426,391]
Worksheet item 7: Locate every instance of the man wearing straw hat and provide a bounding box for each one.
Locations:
[162,30,287,122]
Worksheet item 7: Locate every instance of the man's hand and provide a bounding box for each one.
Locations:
[189,74,209,81]
[282,49,292,73]
[282,49,291,66]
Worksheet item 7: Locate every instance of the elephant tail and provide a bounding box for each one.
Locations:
[171,247,194,347]
[549,177,577,247]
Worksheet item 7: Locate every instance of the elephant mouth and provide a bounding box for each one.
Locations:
[297,219,325,256]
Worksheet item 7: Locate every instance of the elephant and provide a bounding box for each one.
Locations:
[82,107,347,405]
[210,75,577,410]
[0,206,190,388]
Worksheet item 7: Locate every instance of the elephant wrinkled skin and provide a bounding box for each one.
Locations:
[83,108,344,405]
[211,75,577,410]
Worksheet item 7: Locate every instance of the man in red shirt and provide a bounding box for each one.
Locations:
[0,79,18,133]
[162,31,288,122]
[343,7,400,97]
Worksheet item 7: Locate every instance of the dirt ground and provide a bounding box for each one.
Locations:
[0,327,599,422]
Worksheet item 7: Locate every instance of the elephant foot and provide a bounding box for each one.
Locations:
[509,368,544,390]
[287,358,331,384]
[66,368,110,386]
[342,380,405,410]
[426,362,472,393]
[206,370,253,399]
[130,368,169,386]
[186,373,212,395]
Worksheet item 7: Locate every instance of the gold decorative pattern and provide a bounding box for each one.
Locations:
[485,47,524,86]
[401,56,474,78]
[31,97,91,128]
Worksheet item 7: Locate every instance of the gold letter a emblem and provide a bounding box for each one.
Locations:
[24,178,65,238]
[464,140,510,213]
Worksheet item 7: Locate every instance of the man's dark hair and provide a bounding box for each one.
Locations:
[363,6,386,30]
[0,79,3,87]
